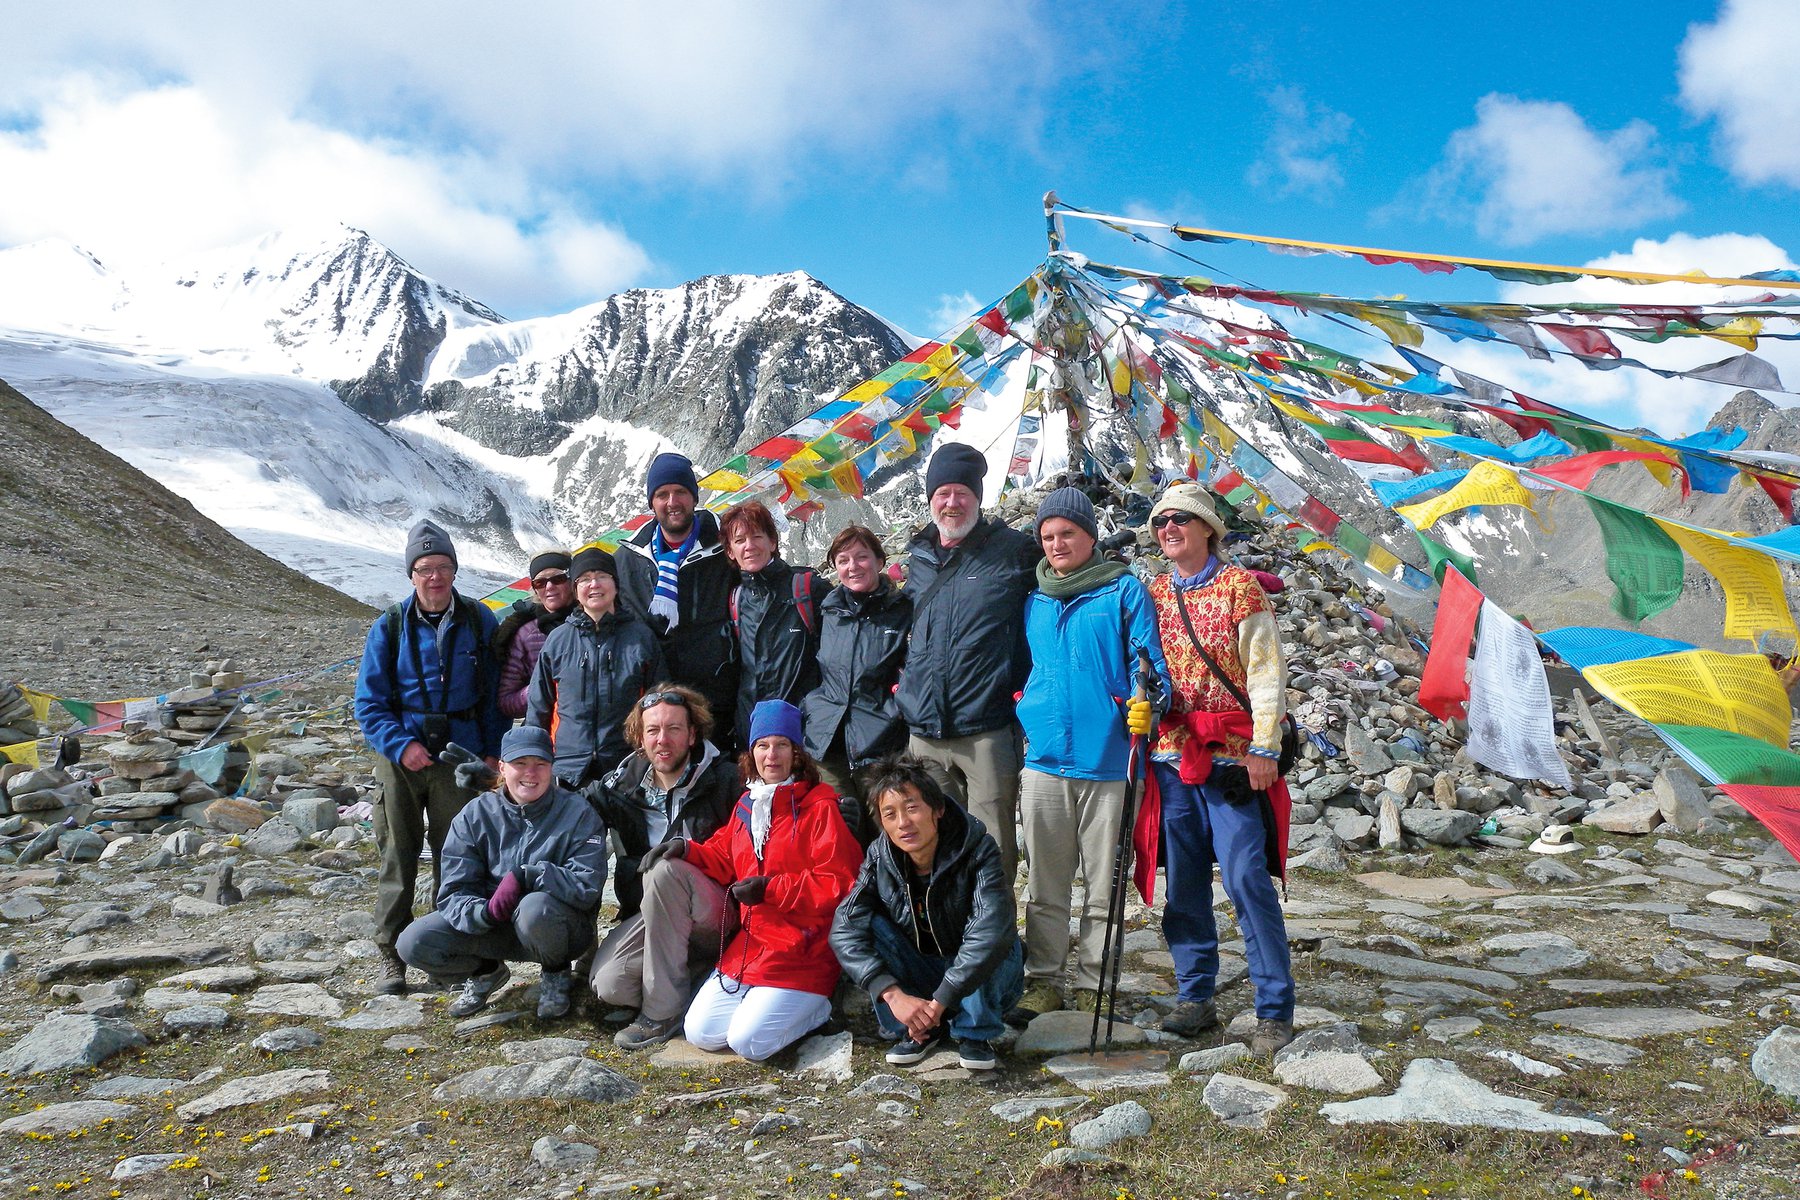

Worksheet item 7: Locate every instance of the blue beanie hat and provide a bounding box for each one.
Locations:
[1035,486,1098,541]
[746,699,803,748]
[500,725,554,763]
[646,452,700,507]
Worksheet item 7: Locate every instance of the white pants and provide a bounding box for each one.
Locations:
[683,971,831,1062]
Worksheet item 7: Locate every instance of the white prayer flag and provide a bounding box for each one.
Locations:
[1464,600,1572,787]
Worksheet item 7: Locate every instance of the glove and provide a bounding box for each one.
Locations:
[728,876,769,907]
[584,781,649,857]
[485,869,529,925]
[1126,698,1155,737]
[641,837,686,872]
[439,741,498,793]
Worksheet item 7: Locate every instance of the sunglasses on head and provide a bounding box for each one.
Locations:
[531,573,571,588]
[1150,512,1198,529]
[639,691,687,710]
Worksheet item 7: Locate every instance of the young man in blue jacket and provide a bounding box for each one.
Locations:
[354,520,505,994]
[1013,488,1169,1019]
[398,725,608,1021]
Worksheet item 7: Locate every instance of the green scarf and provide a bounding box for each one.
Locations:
[1035,554,1128,600]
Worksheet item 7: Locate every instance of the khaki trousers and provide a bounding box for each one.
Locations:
[589,858,735,1021]
[1018,768,1126,991]
[907,726,1022,880]
[372,758,475,947]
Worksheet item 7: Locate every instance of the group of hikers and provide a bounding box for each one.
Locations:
[353,442,1298,1070]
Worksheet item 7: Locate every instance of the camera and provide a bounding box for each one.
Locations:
[418,714,452,756]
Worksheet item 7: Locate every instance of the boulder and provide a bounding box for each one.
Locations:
[1653,767,1710,834]
[1750,1025,1800,1103]
[1399,807,1481,846]
[0,1013,147,1075]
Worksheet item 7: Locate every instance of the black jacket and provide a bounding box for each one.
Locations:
[526,608,667,785]
[830,801,1019,1009]
[596,740,739,859]
[894,515,1040,741]
[803,580,911,768]
[615,509,741,748]
[731,558,822,747]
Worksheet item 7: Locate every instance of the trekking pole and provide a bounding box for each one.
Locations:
[1089,649,1156,1053]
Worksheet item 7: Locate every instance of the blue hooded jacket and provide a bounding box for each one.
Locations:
[354,593,504,764]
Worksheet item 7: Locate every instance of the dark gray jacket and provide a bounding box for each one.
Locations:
[830,802,1018,1009]
[614,510,741,747]
[731,558,822,747]
[803,580,911,768]
[597,740,739,859]
[894,515,1040,741]
[434,783,608,935]
[526,608,666,785]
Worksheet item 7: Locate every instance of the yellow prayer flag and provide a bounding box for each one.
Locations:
[1202,412,1238,452]
[1611,435,1676,487]
[699,468,750,493]
[1585,650,1792,748]
[1348,305,1424,349]
[1654,520,1799,643]
[826,462,864,498]
[1367,544,1401,574]
[1701,316,1761,350]
[1,740,39,767]
[1319,367,1385,396]
[18,687,54,723]
[923,343,958,373]
[1393,460,1536,532]
[841,380,889,402]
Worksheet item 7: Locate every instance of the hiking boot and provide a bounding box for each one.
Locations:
[446,962,510,1018]
[1004,981,1062,1027]
[1070,988,1101,1014]
[374,946,409,996]
[536,969,576,1020]
[1252,1018,1296,1057]
[614,1012,684,1051]
[956,1039,997,1071]
[1159,999,1219,1039]
[885,1031,943,1066]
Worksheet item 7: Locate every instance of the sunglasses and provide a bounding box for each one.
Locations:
[1150,512,1199,529]
[531,573,571,588]
[639,691,687,709]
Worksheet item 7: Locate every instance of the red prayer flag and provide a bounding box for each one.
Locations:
[1719,784,1800,864]
[1158,404,1178,439]
[1297,496,1341,536]
[1363,253,1458,275]
[1419,567,1483,721]
[900,341,944,364]
[1540,323,1621,359]
[1755,474,1797,523]
[976,308,1009,336]
[1530,450,1681,491]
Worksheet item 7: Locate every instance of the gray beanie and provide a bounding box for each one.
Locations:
[405,519,458,573]
[1035,487,1097,541]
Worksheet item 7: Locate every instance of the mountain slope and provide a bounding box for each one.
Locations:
[0,379,372,698]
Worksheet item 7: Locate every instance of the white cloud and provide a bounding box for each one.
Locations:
[1419,94,1681,243]
[0,78,651,314]
[1679,0,1800,189]
[924,291,980,337]
[1246,87,1351,200]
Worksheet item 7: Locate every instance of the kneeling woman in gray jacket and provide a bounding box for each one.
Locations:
[829,757,1023,1071]
[398,725,608,1022]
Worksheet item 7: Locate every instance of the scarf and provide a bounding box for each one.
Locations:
[651,524,697,629]
[1172,554,1222,591]
[1034,554,1128,600]
[746,776,792,857]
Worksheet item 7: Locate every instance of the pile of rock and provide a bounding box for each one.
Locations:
[87,727,219,831]
[1,764,90,817]
[0,680,41,748]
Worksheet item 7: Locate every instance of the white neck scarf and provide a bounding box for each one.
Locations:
[745,776,791,857]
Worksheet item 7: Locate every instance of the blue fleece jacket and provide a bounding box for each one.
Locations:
[354,593,504,764]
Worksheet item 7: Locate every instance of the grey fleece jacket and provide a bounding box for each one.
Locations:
[433,783,609,935]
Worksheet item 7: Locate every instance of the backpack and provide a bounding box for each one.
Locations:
[382,594,493,718]
[728,570,817,637]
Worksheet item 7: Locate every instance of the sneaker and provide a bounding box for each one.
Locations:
[536,969,576,1020]
[614,1012,684,1051]
[1003,981,1062,1026]
[884,1032,943,1066]
[1252,1018,1296,1057]
[1159,999,1219,1038]
[446,962,510,1018]
[375,946,409,996]
[956,1039,997,1071]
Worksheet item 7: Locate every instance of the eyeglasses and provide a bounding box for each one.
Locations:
[411,564,456,578]
[1150,512,1198,529]
[639,691,687,710]
[531,573,571,588]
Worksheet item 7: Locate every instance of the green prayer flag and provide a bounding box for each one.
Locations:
[951,327,985,359]
[1003,284,1033,322]
[1655,724,1800,788]
[1334,524,1372,562]
[1583,496,1684,622]
[1414,529,1477,585]
[57,698,97,726]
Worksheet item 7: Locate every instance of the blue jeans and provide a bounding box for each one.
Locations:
[869,914,1024,1042]
[1154,761,1294,1021]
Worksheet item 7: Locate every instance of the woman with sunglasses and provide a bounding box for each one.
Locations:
[644,700,861,1061]
[1142,482,1295,1057]
[495,549,578,720]
[527,547,667,788]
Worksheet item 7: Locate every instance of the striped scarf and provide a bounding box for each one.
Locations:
[651,524,696,629]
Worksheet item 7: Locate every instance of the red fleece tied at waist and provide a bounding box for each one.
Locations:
[1166,709,1257,784]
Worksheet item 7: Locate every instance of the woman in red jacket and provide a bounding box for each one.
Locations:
[643,698,861,1061]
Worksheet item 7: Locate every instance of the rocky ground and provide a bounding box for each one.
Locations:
[3,480,1799,1198]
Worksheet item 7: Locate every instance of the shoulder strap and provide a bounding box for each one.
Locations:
[906,546,964,618]
[792,571,816,635]
[1171,583,1255,716]
[728,583,739,629]
[383,602,404,683]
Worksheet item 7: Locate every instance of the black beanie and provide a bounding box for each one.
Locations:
[1035,486,1098,541]
[646,452,700,507]
[924,443,986,502]
[570,546,616,582]
[405,519,458,573]
[528,549,572,579]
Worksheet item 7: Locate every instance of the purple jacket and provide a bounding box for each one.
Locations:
[494,600,571,719]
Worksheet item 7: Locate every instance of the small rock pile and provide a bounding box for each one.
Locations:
[0,681,39,748]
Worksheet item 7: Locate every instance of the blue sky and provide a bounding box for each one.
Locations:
[6,1,1799,433]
